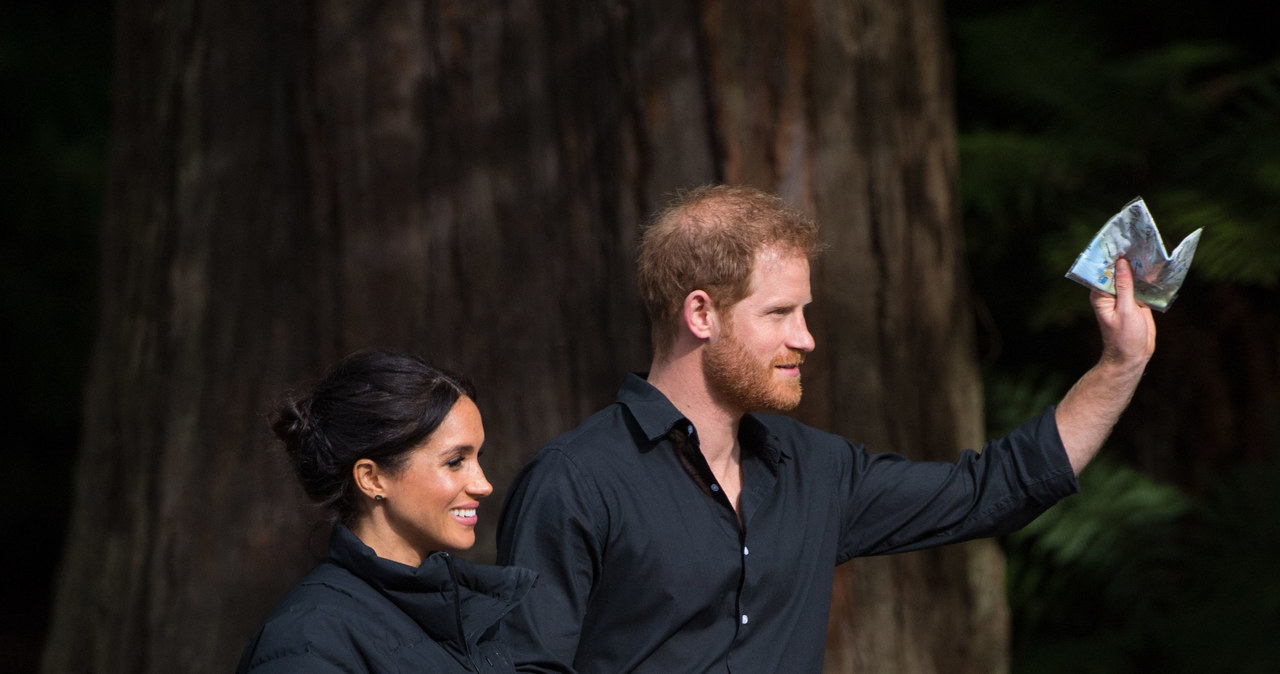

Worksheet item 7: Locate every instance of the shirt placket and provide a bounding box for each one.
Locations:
[730,438,777,670]
[670,422,774,670]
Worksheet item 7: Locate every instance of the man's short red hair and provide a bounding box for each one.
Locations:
[638,185,823,355]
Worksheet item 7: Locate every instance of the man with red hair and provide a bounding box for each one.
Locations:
[498,185,1154,673]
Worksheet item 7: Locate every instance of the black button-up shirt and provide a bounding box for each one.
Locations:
[497,374,1077,673]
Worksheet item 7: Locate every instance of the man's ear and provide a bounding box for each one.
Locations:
[683,290,717,340]
[352,458,386,501]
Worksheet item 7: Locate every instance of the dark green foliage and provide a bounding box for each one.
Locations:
[1005,457,1280,673]
[952,1,1280,670]
[1005,460,1190,673]
[954,2,1280,305]
[1170,459,1280,672]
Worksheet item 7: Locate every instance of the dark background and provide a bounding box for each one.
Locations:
[2,1,109,670]
[5,0,1278,671]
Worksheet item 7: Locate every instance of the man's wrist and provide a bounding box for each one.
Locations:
[1092,354,1149,384]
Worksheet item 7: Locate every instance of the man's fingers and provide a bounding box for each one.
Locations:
[1113,258,1135,305]
[1089,288,1110,310]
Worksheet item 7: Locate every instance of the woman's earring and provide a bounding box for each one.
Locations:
[374,494,384,501]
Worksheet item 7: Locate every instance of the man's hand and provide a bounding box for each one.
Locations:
[1090,258,1156,372]
[1055,258,1157,474]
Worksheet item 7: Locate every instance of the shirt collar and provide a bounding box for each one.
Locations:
[617,372,687,442]
[740,414,787,464]
[616,372,786,464]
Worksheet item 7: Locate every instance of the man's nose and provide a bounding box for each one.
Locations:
[789,314,815,352]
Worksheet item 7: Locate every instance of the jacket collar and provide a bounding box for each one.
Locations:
[328,524,536,647]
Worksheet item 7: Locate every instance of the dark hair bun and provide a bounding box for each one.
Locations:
[271,397,310,447]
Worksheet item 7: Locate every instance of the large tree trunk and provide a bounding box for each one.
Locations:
[785,3,1003,671]
[44,1,1000,672]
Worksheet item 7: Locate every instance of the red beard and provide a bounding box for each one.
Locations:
[703,324,805,413]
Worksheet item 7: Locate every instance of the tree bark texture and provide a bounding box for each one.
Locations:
[44,1,1002,672]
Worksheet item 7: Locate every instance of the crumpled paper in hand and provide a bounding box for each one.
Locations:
[1065,197,1202,312]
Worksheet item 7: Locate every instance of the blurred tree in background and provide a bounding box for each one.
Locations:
[33,1,1003,673]
[950,0,1280,670]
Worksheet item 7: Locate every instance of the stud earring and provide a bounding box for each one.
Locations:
[374,494,384,501]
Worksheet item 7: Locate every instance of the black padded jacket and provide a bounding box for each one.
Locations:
[237,524,536,673]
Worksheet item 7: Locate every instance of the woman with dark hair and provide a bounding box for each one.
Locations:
[236,349,535,673]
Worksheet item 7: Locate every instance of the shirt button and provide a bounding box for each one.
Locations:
[741,614,749,625]
[743,546,749,556]
[710,484,720,492]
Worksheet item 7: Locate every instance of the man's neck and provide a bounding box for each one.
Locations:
[649,348,748,517]
[647,352,742,468]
